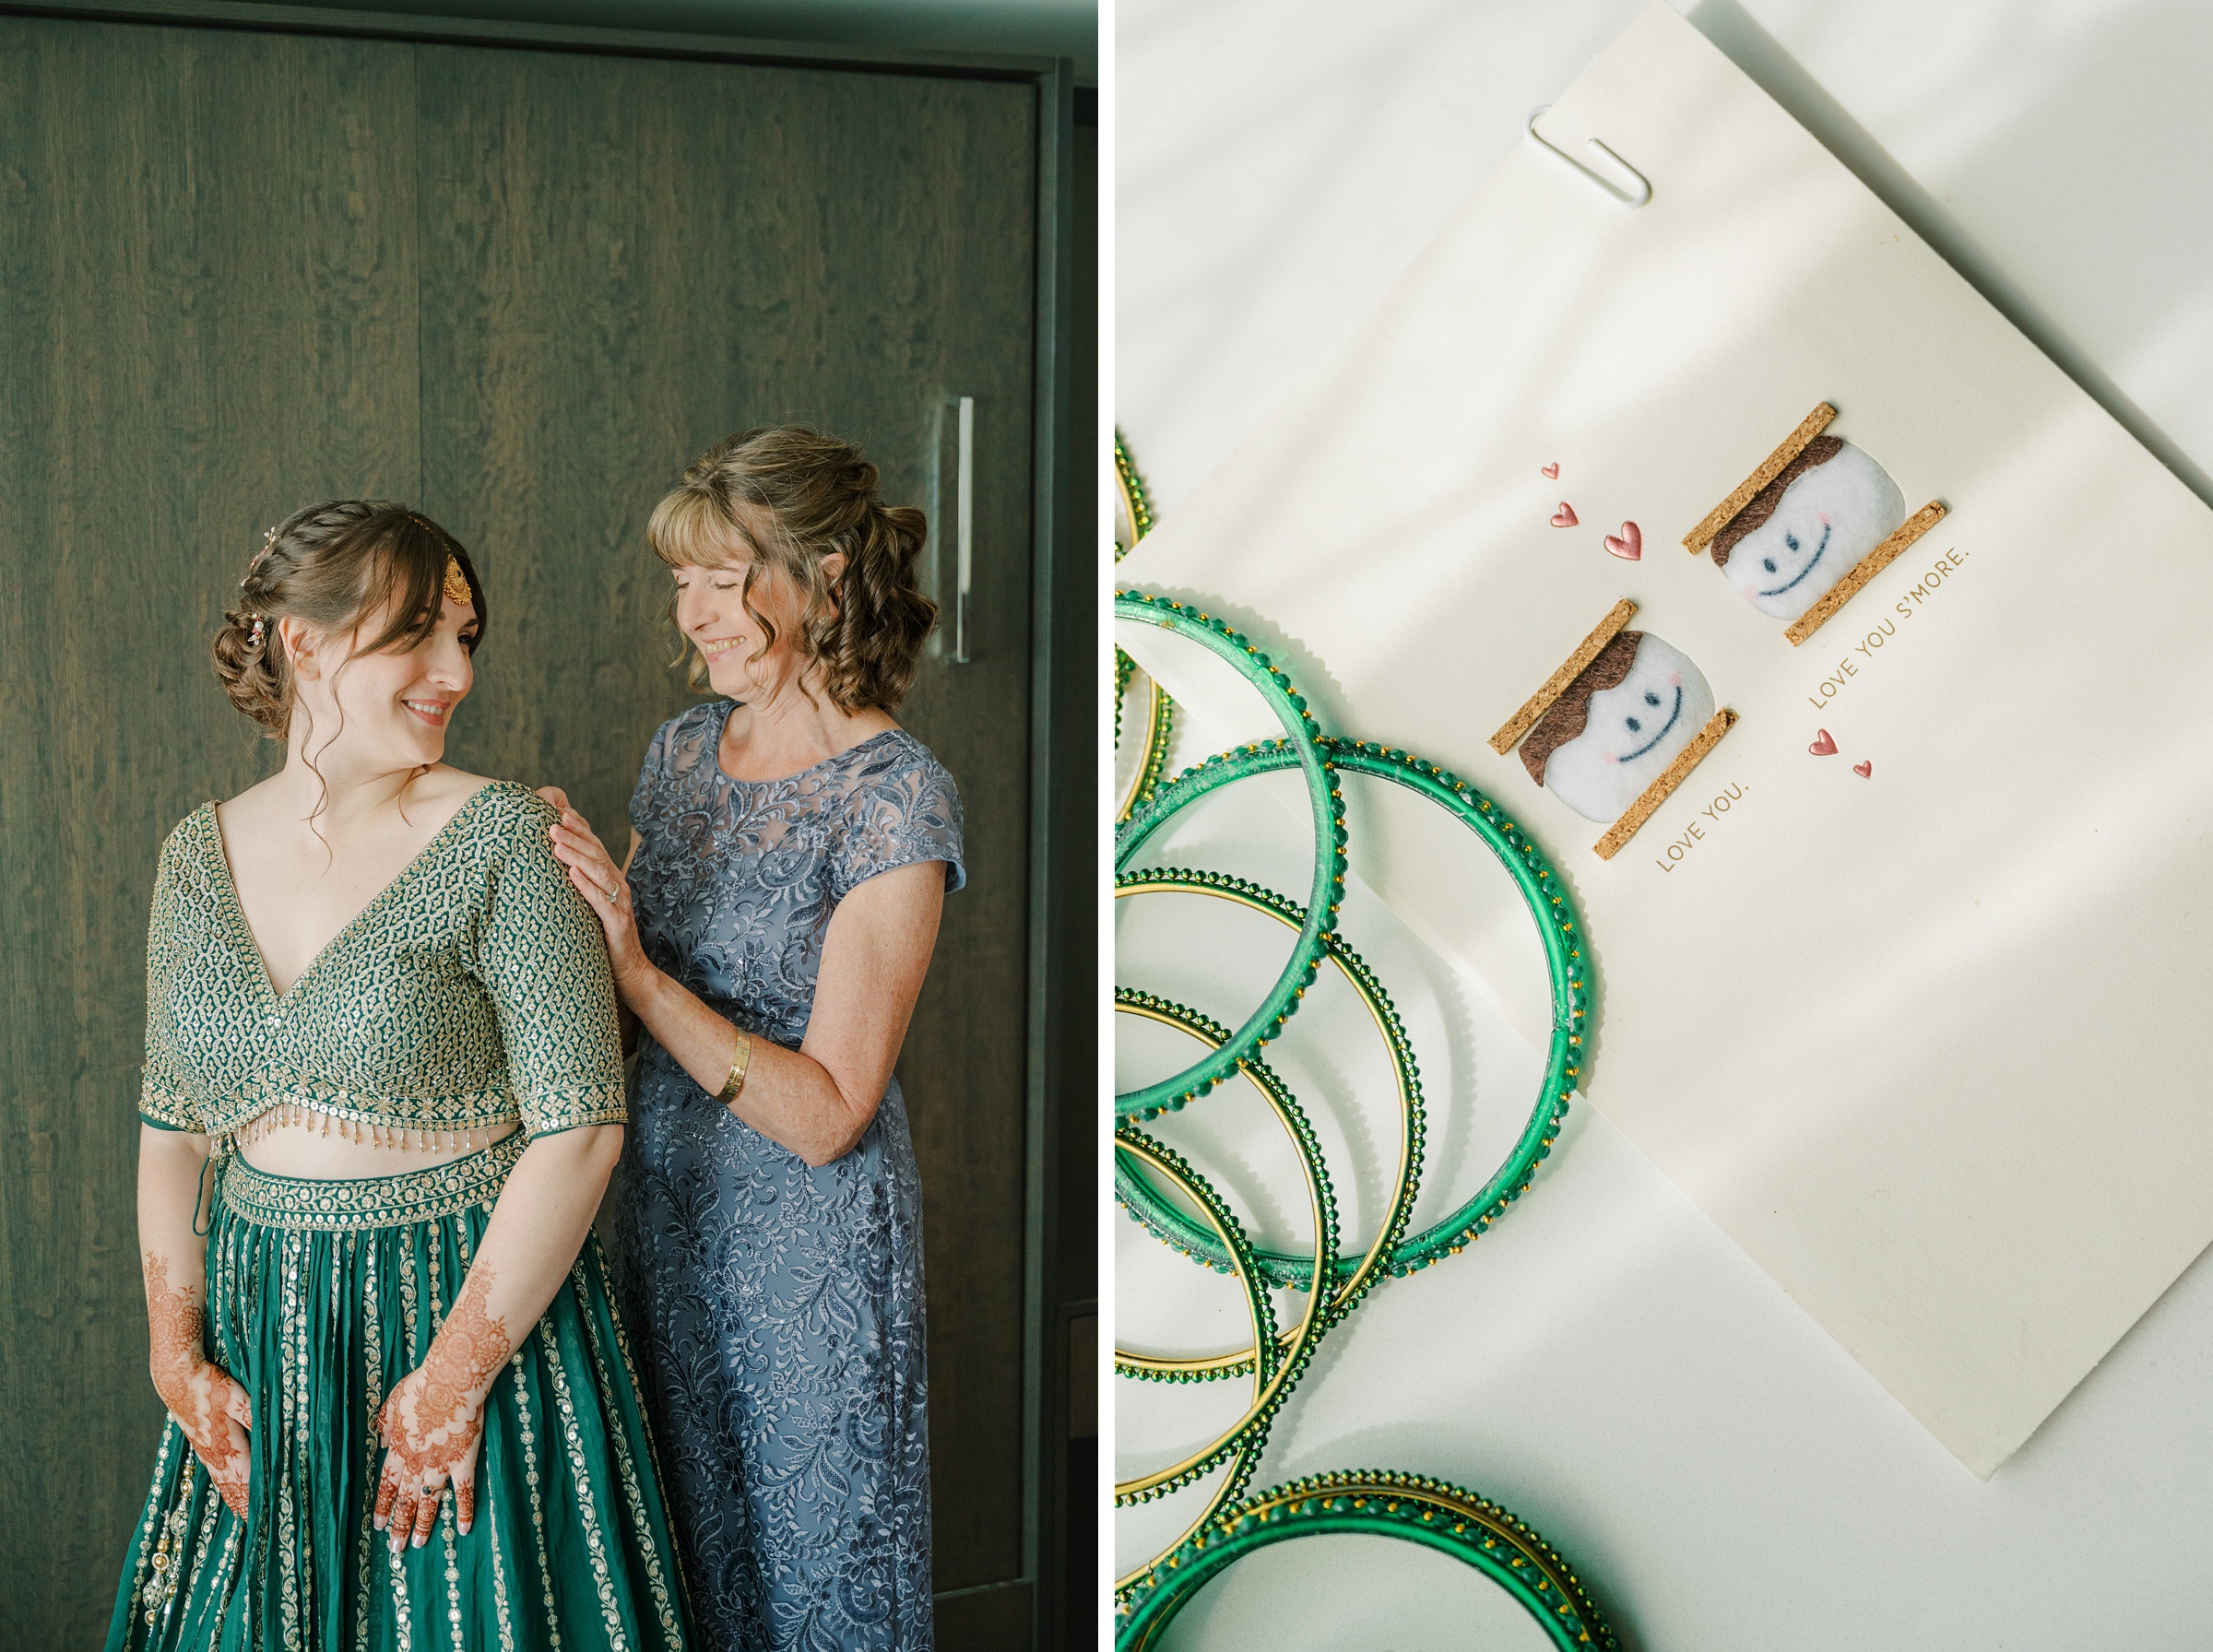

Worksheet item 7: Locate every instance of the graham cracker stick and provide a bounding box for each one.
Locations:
[1489,597,1638,756]
[1683,402,1837,553]
[1592,708,1737,860]
[1782,501,1947,647]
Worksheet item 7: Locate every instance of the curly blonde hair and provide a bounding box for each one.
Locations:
[647,427,935,711]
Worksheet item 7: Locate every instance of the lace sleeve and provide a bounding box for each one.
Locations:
[139,828,206,1132]
[830,743,966,901]
[474,793,628,1137]
[628,712,680,838]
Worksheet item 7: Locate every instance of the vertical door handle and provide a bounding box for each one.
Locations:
[953,395,975,664]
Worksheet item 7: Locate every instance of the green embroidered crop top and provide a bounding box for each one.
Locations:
[139,781,627,1145]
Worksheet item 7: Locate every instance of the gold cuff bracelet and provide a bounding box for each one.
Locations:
[716,1029,752,1103]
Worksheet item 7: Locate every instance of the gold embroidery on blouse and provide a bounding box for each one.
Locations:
[138,785,626,1148]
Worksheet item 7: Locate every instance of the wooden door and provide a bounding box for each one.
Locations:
[412,41,1044,1634]
[0,9,1062,1645]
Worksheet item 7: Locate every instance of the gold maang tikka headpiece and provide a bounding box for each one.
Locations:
[442,556,471,607]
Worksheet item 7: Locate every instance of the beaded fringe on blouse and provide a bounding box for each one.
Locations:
[221,1102,508,1154]
[107,1137,694,1652]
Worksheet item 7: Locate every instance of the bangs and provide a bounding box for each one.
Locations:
[647,486,761,571]
[351,512,483,656]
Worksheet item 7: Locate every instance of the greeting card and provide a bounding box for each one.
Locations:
[1114,2,2213,1476]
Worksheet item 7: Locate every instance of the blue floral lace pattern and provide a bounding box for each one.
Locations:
[609,702,964,1652]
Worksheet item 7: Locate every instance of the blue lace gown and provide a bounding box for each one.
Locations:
[609,702,964,1652]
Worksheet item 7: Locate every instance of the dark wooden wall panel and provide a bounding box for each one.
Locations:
[0,17,423,1642]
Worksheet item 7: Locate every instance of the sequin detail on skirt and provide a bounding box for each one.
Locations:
[106,1143,694,1652]
[219,1133,527,1232]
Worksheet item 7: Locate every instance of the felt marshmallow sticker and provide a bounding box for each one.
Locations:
[1684,402,1947,644]
[1527,629,1715,818]
[1712,436,1899,617]
[1488,597,1737,858]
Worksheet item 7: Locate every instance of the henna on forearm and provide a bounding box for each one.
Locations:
[375,1265,513,1544]
[144,1252,251,1519]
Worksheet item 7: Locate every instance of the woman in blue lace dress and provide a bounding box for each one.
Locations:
[540,429,962,1652]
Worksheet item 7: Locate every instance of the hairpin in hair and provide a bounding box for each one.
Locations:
[242,525,280,590]
[247,615,266,648]
[442,555,472,607]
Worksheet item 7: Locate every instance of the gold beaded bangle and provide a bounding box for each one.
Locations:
[716,1029,752,1103]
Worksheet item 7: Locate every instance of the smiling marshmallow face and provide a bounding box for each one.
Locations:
[1542,633,1715,821]
[1716,441,1905,620]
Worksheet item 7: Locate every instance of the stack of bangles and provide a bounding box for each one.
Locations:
[1111,431,1617,1650]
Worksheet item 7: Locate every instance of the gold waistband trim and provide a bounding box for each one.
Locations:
[219,1130,526,1233]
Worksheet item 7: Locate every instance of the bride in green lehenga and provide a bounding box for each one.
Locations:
[109,502,694,1651]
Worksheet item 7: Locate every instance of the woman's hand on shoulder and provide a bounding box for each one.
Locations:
[537,789,653,997]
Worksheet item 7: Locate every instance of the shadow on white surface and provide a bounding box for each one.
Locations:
[1117,0,2213,1640]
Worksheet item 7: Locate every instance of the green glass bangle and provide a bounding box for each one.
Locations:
[1107,1117,1275,1596]
[1113,592,1346,1120]
[1112,1053,1335,1504]
[1114,1469,1621,1652]
[1114,539,1612,1634]
[1111,1000,1306,1382]
[1113,871,1422,1351]
[1114,428,1157,549]
[1118,734,1586,1273]
[1114,651,1178,824]
[1111,436,1178,823]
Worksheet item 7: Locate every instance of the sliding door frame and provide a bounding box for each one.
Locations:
[0,3,1083,1646]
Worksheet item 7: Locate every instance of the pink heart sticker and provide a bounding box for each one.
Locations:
[1550,502,1578,528]
[1853,760,1873,778]
[1603,521,1641,560]
[1542,462,1559,478]
[1808,729,1837,756]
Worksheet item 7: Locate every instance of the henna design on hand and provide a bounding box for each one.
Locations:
[144,1252,253,1520]
[375,1265,511,1547]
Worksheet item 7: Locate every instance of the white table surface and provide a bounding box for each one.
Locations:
[1111,2,2213,1646]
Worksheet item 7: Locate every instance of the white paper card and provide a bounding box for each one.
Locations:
[1115,2,2213,1476]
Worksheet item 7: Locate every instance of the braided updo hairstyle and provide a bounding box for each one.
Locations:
[213,501,484,738]
[645,427,935,710]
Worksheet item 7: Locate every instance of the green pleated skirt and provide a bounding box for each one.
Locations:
[107,1135,695,1652]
